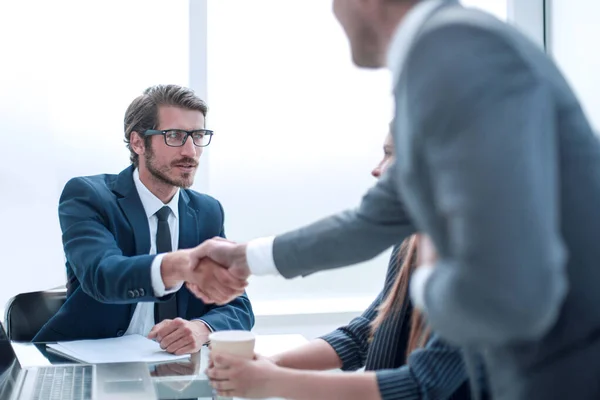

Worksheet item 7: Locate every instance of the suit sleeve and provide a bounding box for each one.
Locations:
[194,200,255,331]
[406,25,567,345]
[59,177,157,303]
[320,292,382,371]
[272,168,416,278]
[320,246,401,370]
[374,335,470,400]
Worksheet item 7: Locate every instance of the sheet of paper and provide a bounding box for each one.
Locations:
[47,334,190,364]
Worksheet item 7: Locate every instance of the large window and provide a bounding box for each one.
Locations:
[0,0,190,306]
[461,0,508,20]
[206,1,393,313]
[547,0,600,131]
[0,0,516,311]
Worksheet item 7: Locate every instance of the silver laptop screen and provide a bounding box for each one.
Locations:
[0,325,21,399]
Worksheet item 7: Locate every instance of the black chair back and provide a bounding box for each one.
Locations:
[4,287,66,342]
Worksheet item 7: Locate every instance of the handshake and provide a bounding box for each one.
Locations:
[161,237,251,305]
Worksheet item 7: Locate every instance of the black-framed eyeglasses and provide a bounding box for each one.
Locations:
[143,129,214,147]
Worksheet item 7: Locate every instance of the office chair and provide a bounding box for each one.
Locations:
[3,286,66,342]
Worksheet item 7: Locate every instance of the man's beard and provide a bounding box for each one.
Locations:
[144,147,197,189]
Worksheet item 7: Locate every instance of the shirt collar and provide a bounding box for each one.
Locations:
[387,0,445,88]
[133,168,180,220]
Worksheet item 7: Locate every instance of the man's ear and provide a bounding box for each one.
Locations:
[130,131,145,156]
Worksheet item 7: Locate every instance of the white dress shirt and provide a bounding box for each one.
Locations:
[124,169,184,336]
[244,0,443,306]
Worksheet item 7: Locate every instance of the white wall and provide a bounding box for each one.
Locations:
[253,311,361,340]
[547,0,600,131]
[0,1,63,308]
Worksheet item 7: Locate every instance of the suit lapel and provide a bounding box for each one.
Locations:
[112,166,151,320]
[114,166,151,255]
[178,190,199,250]
[176,190,200,318]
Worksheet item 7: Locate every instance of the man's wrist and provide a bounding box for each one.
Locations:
[190,319,212,333]
[233,243,249,271]
[161,251,189,289]
[190,320,212,347]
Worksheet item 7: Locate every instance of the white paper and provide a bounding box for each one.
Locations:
[47,334,190,364]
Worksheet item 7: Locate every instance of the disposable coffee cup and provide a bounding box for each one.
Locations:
[209,330,256,400]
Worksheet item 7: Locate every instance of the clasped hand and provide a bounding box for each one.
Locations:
[167,237,251,305]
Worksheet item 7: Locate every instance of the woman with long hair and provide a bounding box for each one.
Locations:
[207,133,477,400]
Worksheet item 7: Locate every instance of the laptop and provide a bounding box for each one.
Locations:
[0,325,157,400]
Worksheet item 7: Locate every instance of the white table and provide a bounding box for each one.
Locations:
[12,333,309,400]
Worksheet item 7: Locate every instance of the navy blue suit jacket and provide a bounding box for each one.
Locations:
[34,166,254,342]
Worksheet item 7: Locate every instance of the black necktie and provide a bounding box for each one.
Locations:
[154,206,178,323]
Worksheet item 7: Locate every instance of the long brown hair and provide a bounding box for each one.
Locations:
[371,235,431,361]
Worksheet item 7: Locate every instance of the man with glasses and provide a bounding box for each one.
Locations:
[34,84,254,355]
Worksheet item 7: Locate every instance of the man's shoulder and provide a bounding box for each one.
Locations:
[65,172,118,190]
[401,5,543,93]
[417,5,534,57]
[183,189,222,209]
[61,172,120,201]
[422,4,508,36]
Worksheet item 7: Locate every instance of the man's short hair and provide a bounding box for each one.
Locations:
[124,84,208,166]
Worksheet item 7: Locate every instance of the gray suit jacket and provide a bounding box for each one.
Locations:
[272,3,600,399]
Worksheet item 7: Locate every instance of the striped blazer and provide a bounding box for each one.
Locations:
[321,246,474,400]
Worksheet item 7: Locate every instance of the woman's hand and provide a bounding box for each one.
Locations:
[207,352,283,399]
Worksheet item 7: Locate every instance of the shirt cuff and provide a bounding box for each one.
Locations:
[151,253,184,297]
[319,331,364,371]
[194,319,214,333]
[245,236,280,276]
[409,264,434,310]
[376,368,420,400]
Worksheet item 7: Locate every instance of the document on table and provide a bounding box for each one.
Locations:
[46,334,190,364]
